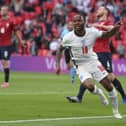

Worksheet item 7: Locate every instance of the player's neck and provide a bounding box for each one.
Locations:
[74,30,85,37]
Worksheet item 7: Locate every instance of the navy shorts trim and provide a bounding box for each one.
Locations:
[0,45,15,60]
[97,52,113,73]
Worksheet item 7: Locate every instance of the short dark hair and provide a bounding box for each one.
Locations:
[73,14,86,22]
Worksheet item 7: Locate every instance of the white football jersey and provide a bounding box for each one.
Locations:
[62,27,103,63]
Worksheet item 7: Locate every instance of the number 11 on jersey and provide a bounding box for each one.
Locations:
[82,46,88,54]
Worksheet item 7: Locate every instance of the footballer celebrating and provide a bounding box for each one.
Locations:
[56,14,122,119]
[66,6,126,104]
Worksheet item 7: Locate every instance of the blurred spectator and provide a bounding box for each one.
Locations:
[117,41,125,59]
[49,28,60,55]
[76,0,91,13]
[10,0,25,15]
[32,26,43,55]
[60,20,73,39]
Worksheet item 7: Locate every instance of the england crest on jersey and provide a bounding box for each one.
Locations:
[81,39,86,47]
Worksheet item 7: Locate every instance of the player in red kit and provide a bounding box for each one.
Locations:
[66,6,126,104]
[0,5,24,88]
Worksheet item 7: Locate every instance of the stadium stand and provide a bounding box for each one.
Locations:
[0,0,126,58]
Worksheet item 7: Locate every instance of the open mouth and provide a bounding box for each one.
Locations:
[75,26,81,30]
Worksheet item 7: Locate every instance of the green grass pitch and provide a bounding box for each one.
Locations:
[0,72,126,126]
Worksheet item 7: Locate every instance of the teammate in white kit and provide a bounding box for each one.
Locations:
[56,14,122,119]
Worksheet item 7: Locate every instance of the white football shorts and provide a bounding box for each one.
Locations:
[76,59,108,83]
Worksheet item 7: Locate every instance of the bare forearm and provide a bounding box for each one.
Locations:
[91,23,114,31]
[101,25,114,31]
[56,47,63,64]
[55,46,64,75]
[15,31,22,43]
[101,25,120,38]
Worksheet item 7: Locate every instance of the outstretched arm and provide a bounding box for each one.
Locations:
[101,21,121,38]
[56,45,64,75]
[15,30,24,45]
[91,23,114,31]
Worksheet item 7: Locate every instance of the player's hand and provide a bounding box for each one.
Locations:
[21,40,27,48]
[56,63,60,75]
[115,20,122,27]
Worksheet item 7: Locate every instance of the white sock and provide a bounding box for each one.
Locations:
[108,88,119,114]
[93,85,109,106]
[93,85,101,95]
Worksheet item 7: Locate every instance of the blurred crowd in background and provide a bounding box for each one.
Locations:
[0,0,126,59]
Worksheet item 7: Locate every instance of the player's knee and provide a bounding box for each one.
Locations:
[108,73,116,81]
[83,78,94,92]
[100,77,113,91]
[106,85,113,92]
[88,85,94,92]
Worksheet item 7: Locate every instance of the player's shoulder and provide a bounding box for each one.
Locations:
[86,27,103,38]
[63,30,74,40]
